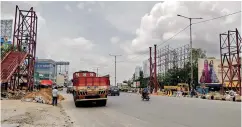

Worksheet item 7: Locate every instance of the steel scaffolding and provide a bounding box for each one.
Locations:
[157,44,190,75]
[220,28,241,95]
[1,20,13,39]
[11,5,38,91]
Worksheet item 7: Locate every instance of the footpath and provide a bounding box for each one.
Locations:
[1,88,74,127]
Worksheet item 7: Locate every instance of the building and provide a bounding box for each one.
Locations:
[134,66,142,80]
[56,61,70,85]
[143,59,150,78]
[35,59,57,82]
[56,74,65,86]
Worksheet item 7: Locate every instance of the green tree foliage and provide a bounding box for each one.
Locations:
[127,79,132,87]
[1,44,26,60]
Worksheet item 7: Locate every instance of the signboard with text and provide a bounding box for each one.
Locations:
[35,63,53,70]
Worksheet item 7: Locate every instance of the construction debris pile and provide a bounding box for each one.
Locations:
[22,88,65,105]
[1,89,28,100]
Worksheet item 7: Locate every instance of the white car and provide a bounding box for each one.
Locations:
[128,90,133,93]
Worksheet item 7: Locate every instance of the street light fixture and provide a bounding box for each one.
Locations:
[177,14,203,90]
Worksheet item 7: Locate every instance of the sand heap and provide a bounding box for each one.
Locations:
[22,88,64,105]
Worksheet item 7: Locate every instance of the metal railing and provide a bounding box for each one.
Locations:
[1,44,26,60]
[1,52,27,82]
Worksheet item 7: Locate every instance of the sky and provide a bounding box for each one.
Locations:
[1,1,241,85]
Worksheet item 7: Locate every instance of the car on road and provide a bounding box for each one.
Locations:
[108,86,120,96]
[127,90,133,93]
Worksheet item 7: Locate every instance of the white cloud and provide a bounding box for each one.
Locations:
[15,1,41,7]
[87,1,96,5]
[121,1,241,61]
[99,2,105,9]
[2,1,241,84]
[36,13,46,31]
[88,8,92,12]
[77,2,84,9]
[110,36,120,44]
[61,37,95,50]
[40,36,107,78]
[101,2,158,34]
[77,2,96,10]
[64,4,72,12]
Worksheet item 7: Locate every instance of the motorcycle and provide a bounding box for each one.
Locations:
[141,93,150,101]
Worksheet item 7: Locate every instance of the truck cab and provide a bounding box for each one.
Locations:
[72,71,110,107]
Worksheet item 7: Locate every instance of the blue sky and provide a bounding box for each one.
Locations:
[1,1,241,85]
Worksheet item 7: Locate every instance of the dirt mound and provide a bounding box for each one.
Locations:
[1,89,28,100]
[22,88,65,105]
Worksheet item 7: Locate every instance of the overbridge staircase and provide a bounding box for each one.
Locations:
[1,51,28,83]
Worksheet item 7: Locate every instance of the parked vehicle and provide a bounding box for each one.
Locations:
[66,85,73,94]
[72,71,110,107]
[108,86,120,96]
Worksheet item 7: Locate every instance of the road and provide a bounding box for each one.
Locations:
[61,91,241,127]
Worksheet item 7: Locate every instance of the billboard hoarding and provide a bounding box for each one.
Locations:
[132,81,140,88]
[136,81,140,87]
[198,58,222,84]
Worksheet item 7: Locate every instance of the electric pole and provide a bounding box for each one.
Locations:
[109,54,121,86]
[90,67,99,76]
[177,14,202,90]
[96,67,99,77]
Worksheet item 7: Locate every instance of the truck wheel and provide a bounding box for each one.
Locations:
[99,100,107,106]
[75,102,79,107]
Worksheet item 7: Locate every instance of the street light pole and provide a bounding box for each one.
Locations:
[109,54,122,86]
[96,68,99,77]
[177,14,202,89]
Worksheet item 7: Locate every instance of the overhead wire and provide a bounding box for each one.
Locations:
[117,25,190,63]
[157,25,190,47]
[192,10,242,25]
[117,10,242,63]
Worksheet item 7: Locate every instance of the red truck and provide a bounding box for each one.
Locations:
[72,71,110,107]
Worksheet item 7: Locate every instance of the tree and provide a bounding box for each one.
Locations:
[138,70,145,88]
[127,80,132,87]
[132,73,135,82]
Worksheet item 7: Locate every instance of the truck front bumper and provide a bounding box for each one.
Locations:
[76,98,107,101]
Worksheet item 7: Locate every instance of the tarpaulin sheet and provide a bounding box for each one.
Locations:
[40,80,53,86]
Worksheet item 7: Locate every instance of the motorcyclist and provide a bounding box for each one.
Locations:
[142,87,149,98]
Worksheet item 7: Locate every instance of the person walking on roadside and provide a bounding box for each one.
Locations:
[52,86,58,106]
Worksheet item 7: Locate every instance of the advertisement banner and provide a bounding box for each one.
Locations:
[136,81,140,87]
[198,58,222,84]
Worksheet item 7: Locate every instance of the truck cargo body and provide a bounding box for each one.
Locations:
[72,71,110,107]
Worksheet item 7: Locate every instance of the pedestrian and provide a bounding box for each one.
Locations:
[52,86,58,106]
[190,89,194,98]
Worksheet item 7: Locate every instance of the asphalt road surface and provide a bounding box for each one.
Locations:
[61,91,241,127]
